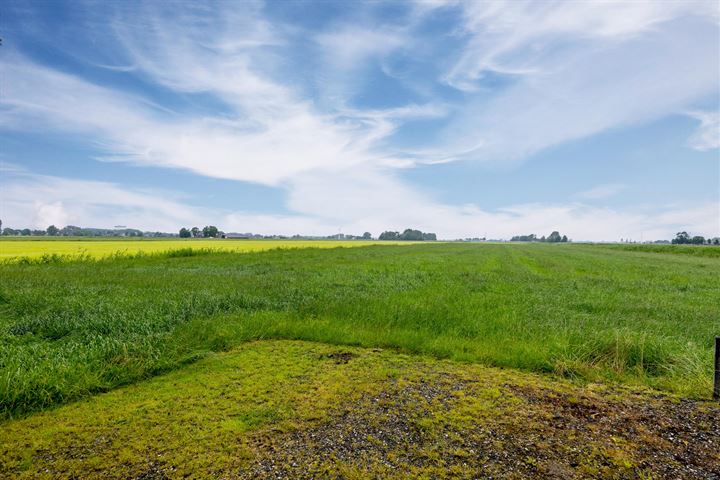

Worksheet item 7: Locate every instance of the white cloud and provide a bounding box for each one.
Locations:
[0,57,397,185]
[111,1,282,104]
[0,2,424,186]
[0,161,28,174]
[0,173,209,231]
[3,1,715,176]
[1,170,717,240]
[32,201,68,229]
[687,110,720,151]
[575,183,627,200]
[444,0,719,91]
[315,27,406,71]
[437,7,720,164]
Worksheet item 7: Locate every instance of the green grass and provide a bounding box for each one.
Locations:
[0,242,718,419]
[595,243,720,258]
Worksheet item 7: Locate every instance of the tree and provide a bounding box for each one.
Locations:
[21,228,31,236]
[399,229,423,241]
[61,225,83,236]
[511,234,536,242]
[179,227,191,238]
[202,225,219,238]
[547,231,562,243]
[191,227,200,238]
[379,231,399,240]
[561,235,568,242]
[672,231,690,244]
[362,232,372,240]
[46,225,59,236]
[691,235,705,245]
[422,232,437,241]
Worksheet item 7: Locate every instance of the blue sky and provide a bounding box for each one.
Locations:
[1,0,718,240]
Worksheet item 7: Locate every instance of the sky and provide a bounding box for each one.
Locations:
[1,0,719,241]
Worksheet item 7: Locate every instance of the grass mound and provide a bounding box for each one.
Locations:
[1,341,717,479]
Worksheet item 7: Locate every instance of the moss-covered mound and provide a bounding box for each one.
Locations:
[2,341,717,479]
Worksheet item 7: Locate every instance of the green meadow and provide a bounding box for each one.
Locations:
[1,241,718,422]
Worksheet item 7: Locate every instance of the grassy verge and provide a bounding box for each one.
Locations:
[1,340,717,479]
[1,243,718,419]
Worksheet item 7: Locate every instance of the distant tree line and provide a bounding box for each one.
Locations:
[1,221,175,237]
[378,229,437,241]
[321,232,373,240]
[510,231,568,243]
[179,226,222,238]
[4,219,715,245]
[672,231,718,245]
[179,229,375,240]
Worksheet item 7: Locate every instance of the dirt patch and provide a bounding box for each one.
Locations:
[506,383,720,479]
[322,351,358,364]
[244,375,720,479]
[132,462,170,480]
[245,377,462,479]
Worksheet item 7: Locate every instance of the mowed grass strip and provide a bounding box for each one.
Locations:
[0,243,718,418]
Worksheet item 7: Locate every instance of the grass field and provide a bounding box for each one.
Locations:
[0,237,400,259]
[2,240,719,477]
[1,241,718,423]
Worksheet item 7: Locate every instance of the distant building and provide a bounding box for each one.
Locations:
[225,233,253,239]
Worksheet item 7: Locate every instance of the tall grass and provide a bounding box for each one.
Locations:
[0,243,718,418]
